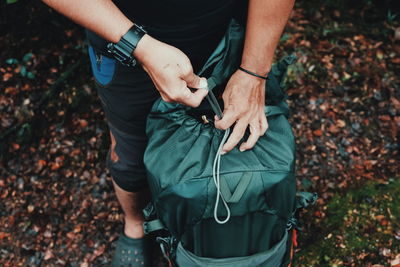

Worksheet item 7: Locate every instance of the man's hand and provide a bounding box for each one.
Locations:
[214,0,294,154]
[134,35,208,107]
[214,70,268,154]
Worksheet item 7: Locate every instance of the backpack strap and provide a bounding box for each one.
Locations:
[143,219,165,235]
[286,192,318,231]
[295,192,318,210]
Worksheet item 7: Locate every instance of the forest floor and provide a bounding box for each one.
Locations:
[0,1,399,266]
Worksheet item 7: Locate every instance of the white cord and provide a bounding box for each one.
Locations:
[212,128,231,224]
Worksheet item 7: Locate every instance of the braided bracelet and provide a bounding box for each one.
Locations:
[238,66,268,80]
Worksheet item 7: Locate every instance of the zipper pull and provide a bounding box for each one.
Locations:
[201,115,210,124]
[95,52,102,71]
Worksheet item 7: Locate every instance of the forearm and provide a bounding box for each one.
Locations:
[42,0,133,43]
[241,0,295,75]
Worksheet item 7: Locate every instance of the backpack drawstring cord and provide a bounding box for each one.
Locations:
[212,128,231,224]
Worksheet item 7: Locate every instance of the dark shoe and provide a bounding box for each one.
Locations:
[112,232,152,267]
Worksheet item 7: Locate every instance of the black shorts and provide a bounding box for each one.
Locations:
[88,32,225,192]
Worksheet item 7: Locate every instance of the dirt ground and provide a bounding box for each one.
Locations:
[1,0,399,266]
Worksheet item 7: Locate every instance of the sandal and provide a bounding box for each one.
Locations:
[112,232,152,267]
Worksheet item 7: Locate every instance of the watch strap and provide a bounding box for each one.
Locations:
[107,24,146,67]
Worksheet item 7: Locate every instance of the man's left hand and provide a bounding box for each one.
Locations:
[214,70,268,154]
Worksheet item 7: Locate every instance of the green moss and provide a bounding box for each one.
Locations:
[295,178,400,266]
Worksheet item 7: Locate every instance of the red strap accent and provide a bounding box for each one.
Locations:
[288,243,294,267]
[292,229,298,247]
[288,229,298,267]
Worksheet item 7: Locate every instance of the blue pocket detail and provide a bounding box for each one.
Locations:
[88,46,116,86]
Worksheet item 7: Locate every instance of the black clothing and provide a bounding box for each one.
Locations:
[88,42,217,192]
[86,0,238,56]
[86,0,247,192]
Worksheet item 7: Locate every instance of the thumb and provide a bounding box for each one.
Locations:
[185,72,208,90]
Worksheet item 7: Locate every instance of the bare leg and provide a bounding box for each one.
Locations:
[109,129,150,239]
[112,180,150,239]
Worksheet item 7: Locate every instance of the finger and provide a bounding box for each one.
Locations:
[177,86,208,107]
[214,105,239,130]
[185,72,207,89]
[221,119,248,154]
[239,121,261,151]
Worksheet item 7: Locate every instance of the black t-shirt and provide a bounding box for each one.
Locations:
[86,0,245,56]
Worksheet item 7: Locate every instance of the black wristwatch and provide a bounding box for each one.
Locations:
[107,24,147,67]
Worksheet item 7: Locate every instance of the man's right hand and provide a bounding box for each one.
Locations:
[41,1,207,107]
[134,34,208,107]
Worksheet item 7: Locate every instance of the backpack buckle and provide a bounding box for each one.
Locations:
[286,217,299,231]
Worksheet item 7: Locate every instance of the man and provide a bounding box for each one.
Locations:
[42,0,295,265]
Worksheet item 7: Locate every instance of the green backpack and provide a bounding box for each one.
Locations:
[143,19,316,267]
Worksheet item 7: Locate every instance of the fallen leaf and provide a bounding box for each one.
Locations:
[27,205,34,213]
[44,249,54,260]
[74,225,82,233]
[337,119,346,128]
[328,124,340,134]
[67,232,75,239]
[12,143,20,150]
[79,119,88,128]
[313,129,323,136]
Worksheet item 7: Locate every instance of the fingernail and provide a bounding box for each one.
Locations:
[221,150,227,155]
[239,147,245,152]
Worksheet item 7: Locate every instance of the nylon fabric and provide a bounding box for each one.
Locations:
[176,230,288,266]
[143,18,300,264]
[219,172,252,204]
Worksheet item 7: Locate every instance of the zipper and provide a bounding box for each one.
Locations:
[94,51,102,71]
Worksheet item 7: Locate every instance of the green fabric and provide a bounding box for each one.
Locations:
[176,231,288,267]
[181,211,289,258]
[219,172,252,204]
[143,19,300,265]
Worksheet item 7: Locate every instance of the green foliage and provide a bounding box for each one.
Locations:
[6,58,18,64]
[296,179,400,266]
[5,52,36,79]
[6,0,18,4]
[300,0,399,28]
[22,52,33,63]
[387,9,398,23]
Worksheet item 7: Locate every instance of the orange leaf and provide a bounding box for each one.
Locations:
[38,159,47,167]
[328,124,339,134]
[3,73,12,81]
[79,119,88,128]
[12,143,20,150]
[50,162,61,171]
[67,232,75,239]
[313,129,323,136]
[0,232,10,240]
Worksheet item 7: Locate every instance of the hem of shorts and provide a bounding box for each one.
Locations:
[109,168,149,193]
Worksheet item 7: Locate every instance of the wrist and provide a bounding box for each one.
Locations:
[233,69,264,89]
[238,66,269,80]
[240,62,270,76]
[132,34,152,63]
[107,23,147,67]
